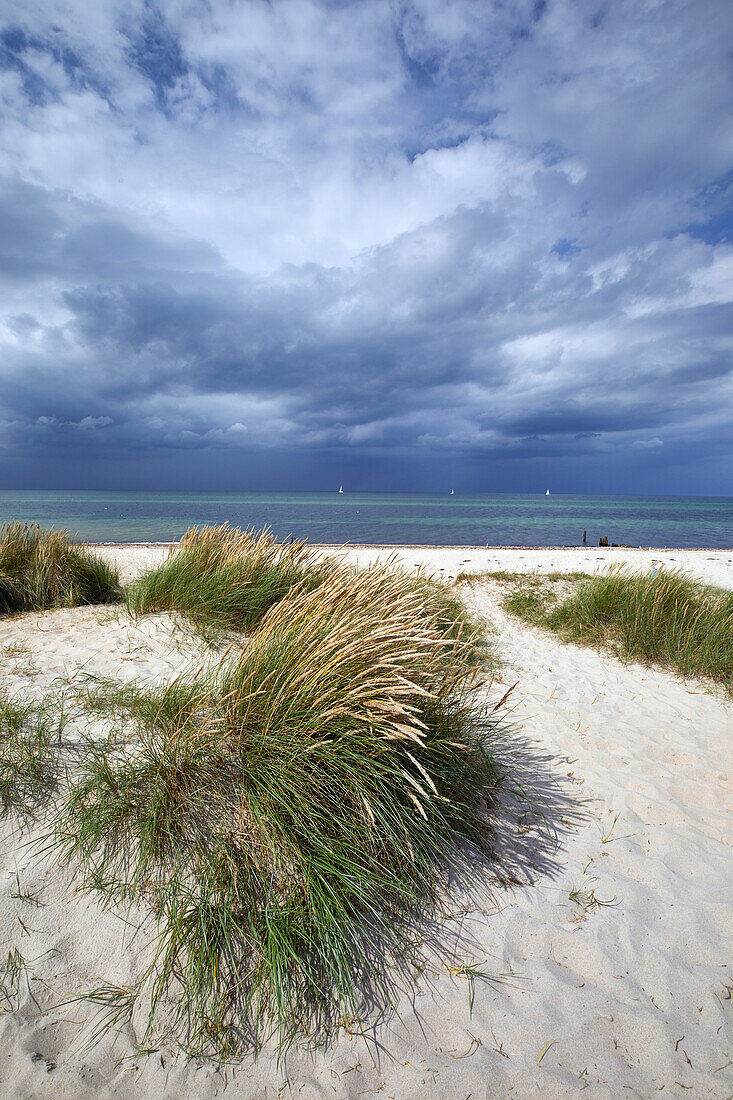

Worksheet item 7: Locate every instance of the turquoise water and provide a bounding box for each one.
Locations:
[0,491,731,547]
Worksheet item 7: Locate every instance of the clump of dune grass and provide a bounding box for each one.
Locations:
[496,573,582,628]
[53,564,504,1055]
[500,586,550,628]
[457,569,590,588]
[460,571,589,633]
[127,523,335,634]
[0,692,59,816]
[0,523,121,614]
[505,566,733,692]
[128,524,491,665]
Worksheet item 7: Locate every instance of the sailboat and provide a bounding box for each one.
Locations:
[449,488,454,495]
[338,485,344,494]
[545,489,550,495]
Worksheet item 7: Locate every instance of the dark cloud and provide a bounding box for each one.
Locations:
[0,0,731,492]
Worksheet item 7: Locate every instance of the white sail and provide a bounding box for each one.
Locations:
[338,485,344,493]
[545,489,550,495]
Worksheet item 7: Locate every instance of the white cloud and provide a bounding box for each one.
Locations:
[73,414,112,429]
[633,437,663,449]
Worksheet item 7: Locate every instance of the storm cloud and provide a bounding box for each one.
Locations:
[1,0,731,492]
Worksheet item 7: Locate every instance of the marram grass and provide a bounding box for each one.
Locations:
[128,523,487,661]
[0,692,59,816]
[126,523,335,633]
[0,522,121,614]
[504,566,733,692]
[53,564,504,1055]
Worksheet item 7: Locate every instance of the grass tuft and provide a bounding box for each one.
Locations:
[53,564,505,1055]
[0,522,121,614]
[503,566,733,692]
[55,983,140,1051]
[0,948,28,1013]
[126,524,334,633]
[74,676,204,737]
[0,692,59,816]
[127,525,490,664]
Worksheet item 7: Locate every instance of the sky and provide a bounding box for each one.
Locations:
[0,0,732,495]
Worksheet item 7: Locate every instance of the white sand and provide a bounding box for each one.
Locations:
[1,547,731,1098]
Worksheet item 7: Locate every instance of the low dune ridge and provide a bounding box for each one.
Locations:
[0,545,731,1099]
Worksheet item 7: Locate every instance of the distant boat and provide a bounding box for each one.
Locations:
[545,489,550,495]
[449,488,454,495]
[338,485,344,494]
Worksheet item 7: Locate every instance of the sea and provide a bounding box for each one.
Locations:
[0,490,731,548]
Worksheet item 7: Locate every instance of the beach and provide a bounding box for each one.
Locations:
[1,545,731,1099]
[101,542,733,588]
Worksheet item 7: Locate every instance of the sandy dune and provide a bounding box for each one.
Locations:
[0,547,731,1098]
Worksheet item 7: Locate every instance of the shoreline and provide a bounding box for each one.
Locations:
[89,540,733,551]
[94,542,733,590]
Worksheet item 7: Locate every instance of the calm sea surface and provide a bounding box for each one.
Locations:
[0,491,731,548]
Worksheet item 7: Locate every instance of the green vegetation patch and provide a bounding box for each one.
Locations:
[127,523,335,633]
[499,567,733,692]
[128,525,492,667]
[457,571,589,630]
[0,522,121,615]
[499,573,588,627]
[53,564,505,1055]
